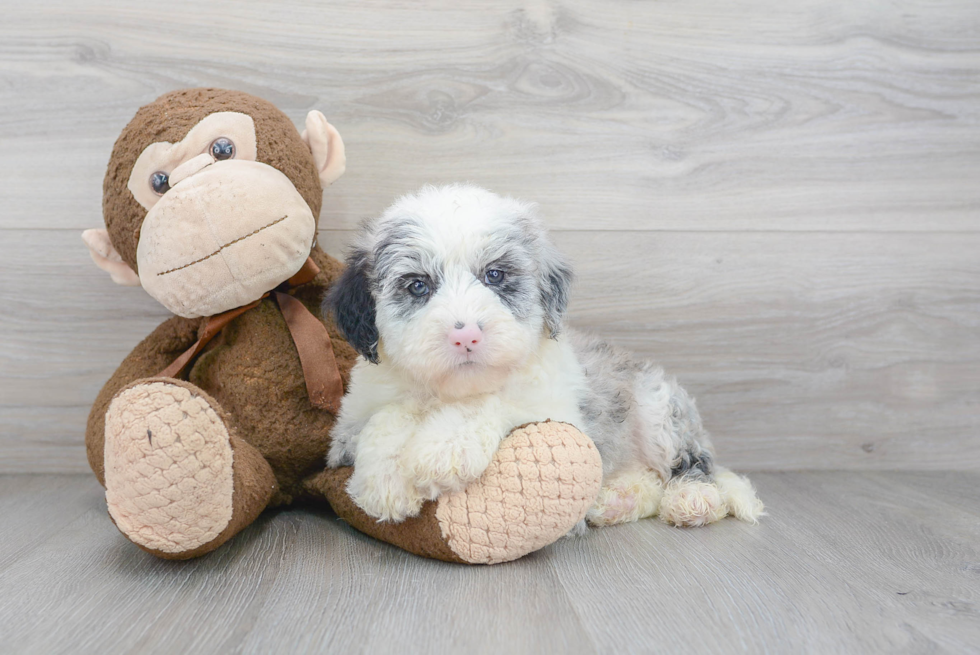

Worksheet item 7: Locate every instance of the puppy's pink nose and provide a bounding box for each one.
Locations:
[448,324,482,353]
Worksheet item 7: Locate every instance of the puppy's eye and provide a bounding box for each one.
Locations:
[209,137,236,161]
[408,279,429,297]
[484,269,505,285]
[149,171,170,195]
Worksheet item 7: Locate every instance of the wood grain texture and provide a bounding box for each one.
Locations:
[1,0,979,472]
[3,229,977,472]
[0,472,977,653]
[1,0,979,233]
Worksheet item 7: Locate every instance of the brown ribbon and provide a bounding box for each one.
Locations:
[157,257,344,413]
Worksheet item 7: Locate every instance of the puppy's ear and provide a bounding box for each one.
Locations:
[538,243,574,338]
[326,249,380,364]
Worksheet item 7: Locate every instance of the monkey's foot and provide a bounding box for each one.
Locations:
[307,421,603,564]
[103,379,275,559]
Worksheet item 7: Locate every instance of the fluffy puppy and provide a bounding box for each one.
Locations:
[326,184,764,528]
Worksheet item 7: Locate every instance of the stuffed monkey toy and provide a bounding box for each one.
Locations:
[82,88,602,564]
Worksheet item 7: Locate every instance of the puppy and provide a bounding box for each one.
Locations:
[326,184,763,528]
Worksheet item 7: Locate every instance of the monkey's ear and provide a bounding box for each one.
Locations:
[326,250,380,363]
[81,229,141,286]
[302,110,346,188]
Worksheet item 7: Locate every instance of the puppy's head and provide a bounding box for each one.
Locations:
[327,184,573,397]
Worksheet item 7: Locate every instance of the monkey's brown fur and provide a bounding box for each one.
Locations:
[89,89,353,507]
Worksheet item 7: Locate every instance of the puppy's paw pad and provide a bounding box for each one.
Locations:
[408,439,492,494]
[659,477,728,527]
[348,469,425,523]
[586,467,664,527]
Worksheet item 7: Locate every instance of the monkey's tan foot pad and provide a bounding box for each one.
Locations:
[104,379,239,557]
[307,420,603,565]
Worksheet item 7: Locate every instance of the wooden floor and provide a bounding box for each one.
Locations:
[1,472,977,654]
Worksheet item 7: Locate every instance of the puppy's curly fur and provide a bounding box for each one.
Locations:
[326,184,763,527]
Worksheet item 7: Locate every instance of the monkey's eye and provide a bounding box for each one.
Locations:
[209,137,236,161]
[408,279,429,297]
[149,171,170,195]
[484,269,505,285]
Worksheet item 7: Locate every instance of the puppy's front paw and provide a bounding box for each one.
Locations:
[405,436,494,500]
[346,465,425,523]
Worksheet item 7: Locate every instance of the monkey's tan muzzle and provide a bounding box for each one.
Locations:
[136,160,317,318]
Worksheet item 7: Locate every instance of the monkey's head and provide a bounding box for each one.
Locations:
[83,88,345,318]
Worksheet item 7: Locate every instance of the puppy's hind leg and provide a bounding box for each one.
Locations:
[660,476,727,527]
[586,464,665,527]
[655,445,725,527]
[632,366,763,526]
[660,466,765,527]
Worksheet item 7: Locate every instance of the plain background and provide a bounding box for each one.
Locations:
[1,0,978,474]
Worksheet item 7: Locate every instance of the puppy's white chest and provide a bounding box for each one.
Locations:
[497,336,586,428]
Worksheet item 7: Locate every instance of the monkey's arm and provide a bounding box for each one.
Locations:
[86,315,204,485]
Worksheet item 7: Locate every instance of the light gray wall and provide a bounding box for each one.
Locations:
[2,0,978,472]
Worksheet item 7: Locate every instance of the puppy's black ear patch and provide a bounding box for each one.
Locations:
[326,250,380,363]
[539,244,574,338]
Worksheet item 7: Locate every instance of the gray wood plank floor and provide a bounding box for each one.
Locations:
[1,472,977,654]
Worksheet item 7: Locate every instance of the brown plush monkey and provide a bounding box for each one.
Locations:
[83,88,602,564]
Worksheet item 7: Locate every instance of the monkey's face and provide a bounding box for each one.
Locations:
[127,111,316,318]
[86,89,345,317]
